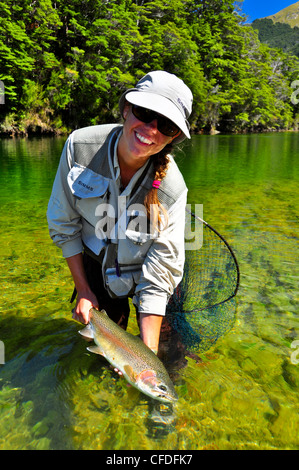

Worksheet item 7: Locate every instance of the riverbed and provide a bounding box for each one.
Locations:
[0,132,298,450]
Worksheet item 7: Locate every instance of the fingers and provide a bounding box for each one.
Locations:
[72,307,90,324]
[114,367,123,376]
[72,291,100,324]
[72,308,89,324]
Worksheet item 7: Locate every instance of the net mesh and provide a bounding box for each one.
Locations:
[166,212,239,352]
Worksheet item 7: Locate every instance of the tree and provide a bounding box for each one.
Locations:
[0,0,298,134]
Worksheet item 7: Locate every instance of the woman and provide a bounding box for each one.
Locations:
[47,70,193,354]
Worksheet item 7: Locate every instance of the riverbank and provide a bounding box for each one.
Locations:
[0,113,69,138]
[0,116,298,138]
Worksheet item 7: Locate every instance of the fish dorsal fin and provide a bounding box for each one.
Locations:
[78,324,94,339]
[87,345,105,357]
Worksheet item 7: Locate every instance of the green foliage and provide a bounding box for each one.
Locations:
[252,18,299,58]
[0,0,298,134]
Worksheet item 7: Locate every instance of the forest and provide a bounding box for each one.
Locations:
[0,0,299,135]
[252,18,299,59]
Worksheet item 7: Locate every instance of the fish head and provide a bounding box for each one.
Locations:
[136,369,178,403]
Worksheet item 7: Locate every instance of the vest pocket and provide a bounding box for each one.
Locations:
[102,243,142,298]
[104,266,141,298]
[68,165,110,228]
[67,164,110,199]
[117,229,154,265]
[125,228,154,244]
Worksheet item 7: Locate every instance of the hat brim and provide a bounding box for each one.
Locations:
[124,91,191,140]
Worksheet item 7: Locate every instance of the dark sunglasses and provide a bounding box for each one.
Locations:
[131,105,180,137]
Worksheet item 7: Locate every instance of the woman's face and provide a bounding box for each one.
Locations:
[117,104,179,167]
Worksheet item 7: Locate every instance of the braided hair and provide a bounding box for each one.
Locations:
[144,143,173,231]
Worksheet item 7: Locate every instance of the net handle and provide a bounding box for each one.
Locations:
[186,208,240,299]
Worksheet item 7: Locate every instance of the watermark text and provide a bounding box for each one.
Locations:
[291,80,299,105]
[290,340,299,365]
[94,198,203,250]
[0,81,4,104]
[0,340,4,364]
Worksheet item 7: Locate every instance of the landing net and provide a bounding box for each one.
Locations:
[166,209,240,352]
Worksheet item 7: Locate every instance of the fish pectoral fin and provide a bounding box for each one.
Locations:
[87,345,105,356]
[123,365,138,383]
[78,324,94,339]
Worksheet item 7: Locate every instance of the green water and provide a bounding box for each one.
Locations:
[0,133,298,450]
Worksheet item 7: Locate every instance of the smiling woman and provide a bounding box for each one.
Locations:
[47,71,193,356]
[117,103,176,182]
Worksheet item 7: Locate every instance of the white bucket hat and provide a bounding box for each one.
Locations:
[119,71,193,143]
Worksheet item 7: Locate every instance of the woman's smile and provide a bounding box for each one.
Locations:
[135,131,153,146]
[117,105,175,169]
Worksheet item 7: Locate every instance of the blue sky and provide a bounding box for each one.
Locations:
[237,0,296,22]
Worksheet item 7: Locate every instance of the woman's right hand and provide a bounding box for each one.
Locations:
[72,289,99,324]
[66,253,99,324]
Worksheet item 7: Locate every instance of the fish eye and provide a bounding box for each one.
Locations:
[158,385,167,392]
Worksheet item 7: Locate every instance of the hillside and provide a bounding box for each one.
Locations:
[251,18,299,58]
[264,1,299,28]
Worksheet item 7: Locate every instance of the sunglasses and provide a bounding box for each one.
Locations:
[131,105,180,137]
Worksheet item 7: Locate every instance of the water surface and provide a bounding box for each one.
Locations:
[0,133,298,450]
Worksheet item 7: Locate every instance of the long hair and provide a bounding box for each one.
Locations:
[144,143,174,232]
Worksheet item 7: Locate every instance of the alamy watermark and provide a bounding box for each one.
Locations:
[0,340,4,364]
[93,198,203,250]
[0,81,4,104]
[290,340,299,365]
[291,80,299,105]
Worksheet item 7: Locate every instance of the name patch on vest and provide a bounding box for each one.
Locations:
[67,163,109,198]
[78,180,94,192]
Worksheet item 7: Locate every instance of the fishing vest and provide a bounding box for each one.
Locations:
[69,123,187,298]
[71,123,186,210]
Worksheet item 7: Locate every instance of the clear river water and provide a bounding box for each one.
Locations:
[0,132,298,450]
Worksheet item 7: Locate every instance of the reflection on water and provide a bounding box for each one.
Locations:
[0,133,298,450]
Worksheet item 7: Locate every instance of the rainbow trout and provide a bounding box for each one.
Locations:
[79,308,178,403]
